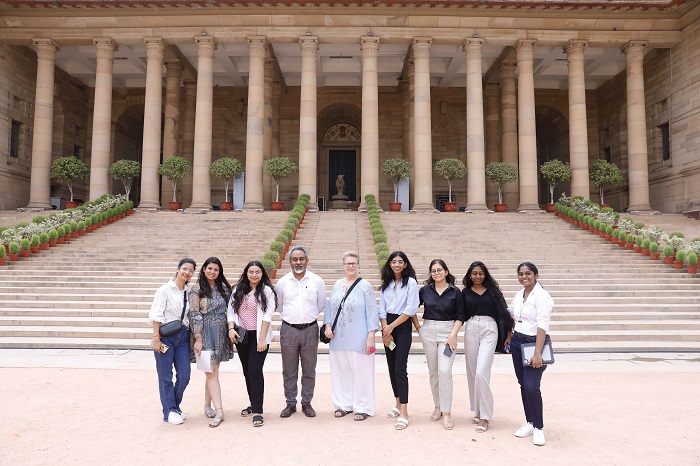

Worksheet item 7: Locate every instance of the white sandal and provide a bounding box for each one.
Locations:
[386,407,401,418]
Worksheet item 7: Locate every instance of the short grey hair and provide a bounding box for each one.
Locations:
[342,251,359,262]
[289,245,309,259]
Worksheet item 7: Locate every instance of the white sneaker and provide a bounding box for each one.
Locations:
[514,422,534,437]
[178,412,187,421]
[167,411,184,425]
[533,428,546,446]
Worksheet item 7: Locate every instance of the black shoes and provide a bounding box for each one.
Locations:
[301,403,316,417]
[280,404,297,418]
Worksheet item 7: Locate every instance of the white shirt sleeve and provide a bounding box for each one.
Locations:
[148,285,168,326]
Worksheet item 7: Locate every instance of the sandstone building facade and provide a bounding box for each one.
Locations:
[0,0,699,213]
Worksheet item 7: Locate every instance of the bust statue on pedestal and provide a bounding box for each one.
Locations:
[331,174,349,209]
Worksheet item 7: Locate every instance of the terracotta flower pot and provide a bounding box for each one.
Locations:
[30,245,39,254]
[168,201,182,211]
[625,243,634,250]
[619,241,626,248]
[642,249,651,257]
[65,200,79,209]
[633,246,643,253]
[650,253,660,260]
[443,202,457,212]
[688,265,698,274]
[8,253,19,261]
[39,243,48,250]
[605,234,612,241]
[271,201,284,211]
[78,229,85,236]
[64,235,71,242]
[55,238,63,245]
[270,270,277,279]
[663,256,674,264]
[0,257,4,266]
[20,250,30,257]
[673,260,683,269]
[545,203,555,213]
[389,202,402,212]
[599,231,606,239]
[220,201,233,211]
[612,238,619,244]
[71,231,79,238]
[493,203,507,212]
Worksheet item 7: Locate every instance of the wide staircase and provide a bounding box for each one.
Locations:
[1,209,699,352]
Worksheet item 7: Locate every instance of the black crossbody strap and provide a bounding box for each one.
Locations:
[330,278,362,333]
[180,290,187,321]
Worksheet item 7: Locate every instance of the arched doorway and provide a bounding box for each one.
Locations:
[536,105,570,204]
[113,105,146,203]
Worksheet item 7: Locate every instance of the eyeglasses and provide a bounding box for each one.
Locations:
[390,260,405,265]
[248,270,263,275]
[344,262,358,267]
[430,269,445,275]
[180,268,194,274]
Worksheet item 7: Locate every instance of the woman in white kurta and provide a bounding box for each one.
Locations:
[323,251,379,421]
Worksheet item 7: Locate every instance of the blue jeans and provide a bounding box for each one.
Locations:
[510,332,547,429]
[154,325,191,421]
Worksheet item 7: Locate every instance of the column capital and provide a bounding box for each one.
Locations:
[143,37,165,59]
[412,37,432,59]
[463,37,484,49]
[515,39,536,62]
[184,80,197,91]
[299,35,319,49]
[621,40,646,61]
[195,36,217,58]
[93,38,119,55]
[499,62,516,80]
[164,58,183,72]
[463,37,484,60]
[564,39,587,59]
[361,35,380,49]
[32,38,61,61]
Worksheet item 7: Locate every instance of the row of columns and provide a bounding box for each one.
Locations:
[26,35,653,212]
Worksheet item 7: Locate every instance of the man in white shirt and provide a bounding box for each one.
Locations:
[275,245,327,418]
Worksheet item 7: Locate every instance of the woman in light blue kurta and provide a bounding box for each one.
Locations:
[323,251,379,420]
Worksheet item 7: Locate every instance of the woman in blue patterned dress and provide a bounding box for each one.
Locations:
[189,256,233,428]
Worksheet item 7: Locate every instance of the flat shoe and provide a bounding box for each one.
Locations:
[334,409,353,418]
[386,408,401,418]
[476,420,489,433]
[430,412,443,422]
[354,413,369,421]
[241,406,253,417]
[209,414,224,428]
[253,415,264,427]
[395,417,408,430]
[472,417,480,424]
[204,408,216,418]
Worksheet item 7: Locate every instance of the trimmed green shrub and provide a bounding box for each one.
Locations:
[49,229,58,241]
[377,250,390,263]
[30,234,40,247]
[84,217,92,228]
[0,246,5,258]
[669,232,685,238]
[663,245,674,257]
[263,250,280,264]
[20,238,30,251]
[32,215,47,224]
[260,258,276,274]
[39,232,49,244]
[612,229,620,239]
[56,226,66,237]
[688,252,698,266]
[78,221,86,231]
[270,241,285,253]
[626,233,634,243]
[642,239,651,249]
[70,222,79,233]
[373,233,388,244]
[676,250,687,262]
[275,233,289,244]
[374,243,390,254]
[593,220,601,230]
[635,235,643,247]
[9,241,20,254]
[280,229,294,242]
[606,225,613,235]
[650,242,659,254]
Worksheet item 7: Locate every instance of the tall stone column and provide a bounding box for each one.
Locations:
[515,40,540,211]
[565,40,590,199]
[27,39,60,209]
[272,80,282,160]
[622,41,652,212]
[500,62,519,209]
[484,83,501,207]
[465,38,488,211]
[161,59,183,207]
[359,36,380,210]
[181,81,197,208]
[88,38,118,201]
[138,37,165,209]
[263,59,274,208]
[242,36,266,210]
[189,36,217,210]
[298,36,319,210]
[411,38,435,212]
[407,58,416,207]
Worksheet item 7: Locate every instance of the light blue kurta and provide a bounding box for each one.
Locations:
[324,278,380,354]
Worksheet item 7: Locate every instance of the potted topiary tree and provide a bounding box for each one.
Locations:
[39,232,49,250]
[19,238,30,258]
[8,241,20,261]
[30,234,40,254]
[381,158,412,211]
[590,159,623,207]
[674,250,686,270]
[434,157,466,212]
[158,156,191,210]
[486,162,518,212]
[50,156,89,208]
[688,252,698,275]
[209,157,243,211]
[109,159,141,201]
[264,157,297,211]
[540,159,571,213]
[0,243,5,266]
[649,241,660,260]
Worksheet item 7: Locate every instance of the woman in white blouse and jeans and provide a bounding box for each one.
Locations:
[505,262,554,446]
[148,258,196,425]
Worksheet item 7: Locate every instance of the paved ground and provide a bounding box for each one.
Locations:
[1,350,699,465]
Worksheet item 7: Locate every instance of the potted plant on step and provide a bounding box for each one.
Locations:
[381,158,412,211]
[8,241,19,261]
[649,242,660,260]
[663,245,674,264]
[674,250,686,270]
[540,159,571,213]
[264,157,297,211]
[50,156,89,209]
[434,157,466,212]
[39,232,49,250]
[30,234,40,254]
[19,238,30,258]
[109,159,141,201]
[590,159,623,208]
[0,244,5,265]
[688,252,698,274]
[158,156,191,210]
[210,157,243,211]
[486,162,518,212]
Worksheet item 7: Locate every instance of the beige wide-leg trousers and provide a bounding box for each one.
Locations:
[464,315,497,420]
[420,319,457,413]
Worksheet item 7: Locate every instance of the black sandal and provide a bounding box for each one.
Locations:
[252,414,264,427]
[334,409,353,418]
[241,406,253,417]
[354,413,368,421]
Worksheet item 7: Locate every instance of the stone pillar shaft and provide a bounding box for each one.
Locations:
[623,41,652,212]
[500,62,518,208]
[27,39,60,209]
[181,81,197,208]
[89,38,118,201]
[484,83,501,207]
[360,36,380,209]
[161,59,183,207]
[565,40,590,199]
[515,40,540,211]
[263,59,274,209]
[242,37,266,210]
[138,38,165,209]
[297,36,319,210]
[465,38,488,211]
[411,38,435,212]
[189,36,217,210]
[407,59,416,207]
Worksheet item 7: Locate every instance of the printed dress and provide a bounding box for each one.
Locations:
[189,284,234,364]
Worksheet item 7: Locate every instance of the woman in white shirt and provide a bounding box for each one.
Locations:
[505,262,554,446]
[379,251,420,431]
[227,260,277,428]
[148,258,196,425]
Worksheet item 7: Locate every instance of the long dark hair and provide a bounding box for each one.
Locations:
[232,260,278,314]
[380,251,417,291]
[424,259,456,286]
[197,257,232,301]
[517,261,541,286]
[462,260,500,290]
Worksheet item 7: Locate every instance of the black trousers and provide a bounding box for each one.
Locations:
[384,314,412,404]
[236,329,269,414]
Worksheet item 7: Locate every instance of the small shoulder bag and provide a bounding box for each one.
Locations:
[159,290,187,337]
[319,278,362,344]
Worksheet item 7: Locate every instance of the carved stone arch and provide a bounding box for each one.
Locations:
[322,123,361,142]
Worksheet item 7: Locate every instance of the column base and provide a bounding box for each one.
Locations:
[517,202,543,212]
[242,202,264,211]
[465,203,490,211]
[188,202,211,211]
[411,202,437,212]
[138,201,162,209]
[626,203,654,213]
[25,201,52,210]
[306,202,319,212]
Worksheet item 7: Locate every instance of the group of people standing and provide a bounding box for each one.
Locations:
[149,247,553,446]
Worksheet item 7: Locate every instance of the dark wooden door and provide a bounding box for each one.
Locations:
[328,150,356,202]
